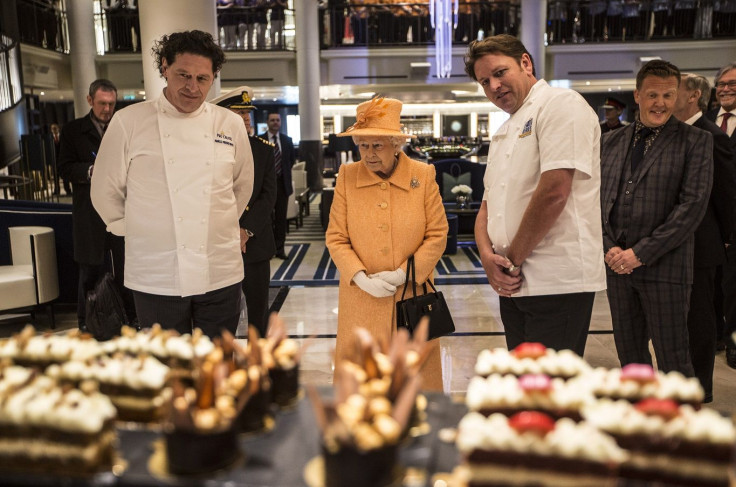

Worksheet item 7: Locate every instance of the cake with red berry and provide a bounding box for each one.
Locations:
[474,342,590,380]
[573,363,704,407]
[465,373,593,421]
[454,411,627,486]
[582,398,735,486]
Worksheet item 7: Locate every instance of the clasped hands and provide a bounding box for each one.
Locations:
[480,252,522,298]
[605,246,641,275]
[353,268,406,298]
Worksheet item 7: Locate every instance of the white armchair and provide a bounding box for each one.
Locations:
[0,226,59,327]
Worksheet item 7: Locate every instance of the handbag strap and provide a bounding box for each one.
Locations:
[399,255,418,301]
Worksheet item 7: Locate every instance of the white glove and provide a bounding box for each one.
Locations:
[352,271,397,298]
[369,268,406,287]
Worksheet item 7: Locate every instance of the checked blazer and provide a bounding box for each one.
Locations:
[600,116,713,284]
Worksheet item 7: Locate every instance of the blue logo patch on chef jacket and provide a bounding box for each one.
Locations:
[215,131,234,146]
[519,118,533,138]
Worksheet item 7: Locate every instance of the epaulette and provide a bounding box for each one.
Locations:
[254,136,274,147]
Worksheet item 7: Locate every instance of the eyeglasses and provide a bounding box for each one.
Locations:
[716,81,736,89]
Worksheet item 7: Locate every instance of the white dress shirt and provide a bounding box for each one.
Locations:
[483,80,606,296]
[715,107,736,137]
[91,93,254,297]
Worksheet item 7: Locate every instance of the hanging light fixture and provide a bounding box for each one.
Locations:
[430,0,458,78]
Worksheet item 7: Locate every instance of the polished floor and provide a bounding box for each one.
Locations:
[3,196,735,415]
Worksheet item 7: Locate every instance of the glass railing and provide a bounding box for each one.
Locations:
[0,35,23,112]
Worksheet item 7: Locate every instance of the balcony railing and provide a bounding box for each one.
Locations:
[16,0,69,53]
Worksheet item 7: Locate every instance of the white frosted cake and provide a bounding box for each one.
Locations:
[0,365,117,474]
[583,398,735,486]
[474,343,590,379]
[454,411,627,486]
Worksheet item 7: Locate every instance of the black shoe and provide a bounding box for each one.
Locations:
[727,347,736,369]
[274,252,289,260]
[716,338,727,352]
[78,324,89,333]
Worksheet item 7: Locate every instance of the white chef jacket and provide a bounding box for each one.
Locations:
[483,80,606,297]
[91,94,254,297]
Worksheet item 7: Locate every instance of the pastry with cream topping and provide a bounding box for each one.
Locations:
[0,325,102,367]
[572,363,704,407]
[582,398,735,486]
[46,354,171,422]
[0,365,117,474]
[474,343,591,380]
[466,373,593,421]
[259,314,301,407]
[454,411,627,486]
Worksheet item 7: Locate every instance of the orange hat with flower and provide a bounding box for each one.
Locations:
[338,97,415,138]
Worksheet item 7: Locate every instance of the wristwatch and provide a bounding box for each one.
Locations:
[244,229,254,237]
[507,262,520,273]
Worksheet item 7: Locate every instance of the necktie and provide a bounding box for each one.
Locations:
[721,113,732,134]
[631,127,652,172]
[272,135,282,176]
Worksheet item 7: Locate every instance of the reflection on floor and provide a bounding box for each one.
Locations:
[2,197,735,415]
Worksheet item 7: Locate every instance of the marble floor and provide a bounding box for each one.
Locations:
[2,196,735,416]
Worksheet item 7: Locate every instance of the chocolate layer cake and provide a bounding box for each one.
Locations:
[474,343,590,380]
[0,326,102,368]
[572,363,704,407]
[455,411,627,487]
[583,398,735,486]
[46,354,171,422]
[0,366,117,475]
[465,373,593,421]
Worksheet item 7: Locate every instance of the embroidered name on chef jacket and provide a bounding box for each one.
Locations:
[215,131,234,146]
[519,118,533,138]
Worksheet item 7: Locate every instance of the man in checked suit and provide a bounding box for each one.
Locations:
[673,73,736,401]
[706,62,736,369]
[212,86,277,337]
[262,112,295,260]
[600,60,713,375]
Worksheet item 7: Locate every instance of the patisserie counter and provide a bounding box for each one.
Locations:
[1,323,735,487]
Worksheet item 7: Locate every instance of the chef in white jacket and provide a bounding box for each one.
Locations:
[91,30,254,338]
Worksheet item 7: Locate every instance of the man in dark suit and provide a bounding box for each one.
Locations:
[213,86,277,337]
[707,61,736,369]
[58,79,135,331]
[261,111,295,260]
[674,73,736,401]
[600,60,713,375]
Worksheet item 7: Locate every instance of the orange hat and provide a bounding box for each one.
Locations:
[602,97,625,111]
[338,97,415,138]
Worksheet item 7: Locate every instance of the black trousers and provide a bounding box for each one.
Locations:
[716,245,736,346]
[132,282,241,339]
[243,259,271,337]
[77,235,135,327]
[686,265,717,397]
[273,174,288,255]
[607,275,694,376]
[499,292,595,356]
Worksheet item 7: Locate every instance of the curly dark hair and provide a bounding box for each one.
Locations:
[151,30,226,77]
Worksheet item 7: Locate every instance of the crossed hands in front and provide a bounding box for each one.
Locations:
[352,268,406,298]
[479,251,522,298]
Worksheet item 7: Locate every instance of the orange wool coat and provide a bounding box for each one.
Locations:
[325,153,448,390]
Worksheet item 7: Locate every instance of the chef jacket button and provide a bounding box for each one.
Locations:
[203,188,209,194]
[501,182,506,187]
[497,213,502,218]
[165,133,170,138]
[199,245,204,250]
[206,161,211,166]
[380,202,388,209]
[168,159,173,164]
[173,188,179,193]
[204,134,209,138]
[177,217,183,222]
[492,245,496,250]
[180,244,185,250]
[505,154,510,158]
[380,182,387,190]
[502,244,507,249]
[201,218,206,223]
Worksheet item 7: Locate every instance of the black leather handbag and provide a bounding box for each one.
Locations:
[85,272,129,341]
[396,256,455,340]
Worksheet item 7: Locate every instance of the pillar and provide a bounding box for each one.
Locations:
[520,0,546,80]
[67,0,98,117]
[138,0,220,101]
[295,0,323,191]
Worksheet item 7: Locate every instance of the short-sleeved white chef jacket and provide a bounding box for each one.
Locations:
[91,94,254,297]
[483,80,606,297]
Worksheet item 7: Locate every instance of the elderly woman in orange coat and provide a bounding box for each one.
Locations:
[325,97,448,390]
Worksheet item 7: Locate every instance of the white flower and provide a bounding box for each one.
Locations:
[451,184,472,195]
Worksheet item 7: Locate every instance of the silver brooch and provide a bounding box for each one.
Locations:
[410,177,420,189]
